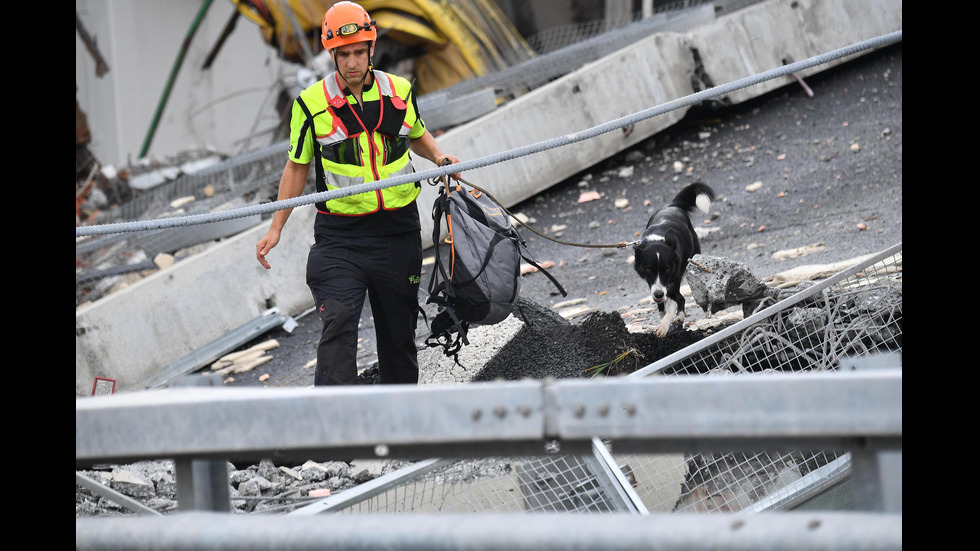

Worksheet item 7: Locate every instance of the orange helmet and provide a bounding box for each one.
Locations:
[321,1,377,51]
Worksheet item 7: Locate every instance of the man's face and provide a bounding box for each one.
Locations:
[334,42,371,86]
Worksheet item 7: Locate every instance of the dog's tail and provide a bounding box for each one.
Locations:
[671,182,715,215]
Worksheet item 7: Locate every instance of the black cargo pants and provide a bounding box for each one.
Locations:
[306,231,422,385]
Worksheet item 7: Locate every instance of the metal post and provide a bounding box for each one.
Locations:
[841,353,902,513]
[171,375,232,512]
[175,458,232,512]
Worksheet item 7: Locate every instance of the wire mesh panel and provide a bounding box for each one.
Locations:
[75,142,291,305]
[618,449,848,514]
[301,244,902,517]
[643,254,903,377]
[110,142,288,226]
[326,454,632,515]
[441,2,717,103]
[525,0,712,55]
[615,245,902,513]
[336,458,526,515]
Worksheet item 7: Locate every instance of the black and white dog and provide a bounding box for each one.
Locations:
[632,182,715,337]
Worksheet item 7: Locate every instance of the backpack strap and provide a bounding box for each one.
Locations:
[424,190,471,356]
[419,304,469,364]
[423,310,467,364]
[518,250,567,298]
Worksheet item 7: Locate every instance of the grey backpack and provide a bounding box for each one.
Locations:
[424,180,566,358]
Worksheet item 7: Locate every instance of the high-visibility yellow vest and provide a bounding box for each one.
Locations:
[289,70,424,215]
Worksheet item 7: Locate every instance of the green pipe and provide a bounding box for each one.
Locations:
[139,0,215,159]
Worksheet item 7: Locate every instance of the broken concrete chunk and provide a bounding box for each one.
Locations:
[153,253,175,270]
[686,254,778,317]
[110,469,155,498]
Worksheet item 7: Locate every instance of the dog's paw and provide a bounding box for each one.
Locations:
[673,311,686,324]
[654,321,670,338]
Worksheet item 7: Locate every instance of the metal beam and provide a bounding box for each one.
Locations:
[128,308,292,392]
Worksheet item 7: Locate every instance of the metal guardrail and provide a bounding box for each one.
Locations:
[76,368,901,550]
[76,370,901,467]
[77,510,902,551]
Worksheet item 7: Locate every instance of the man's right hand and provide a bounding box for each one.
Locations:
[256,160,309,269]
[256,230,280,269]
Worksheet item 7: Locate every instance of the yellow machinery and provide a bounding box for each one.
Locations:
[230,0,535,95]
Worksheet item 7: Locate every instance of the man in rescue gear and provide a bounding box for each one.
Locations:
[256,1,461,386]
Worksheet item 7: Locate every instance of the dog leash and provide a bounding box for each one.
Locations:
[429,175,642,250]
